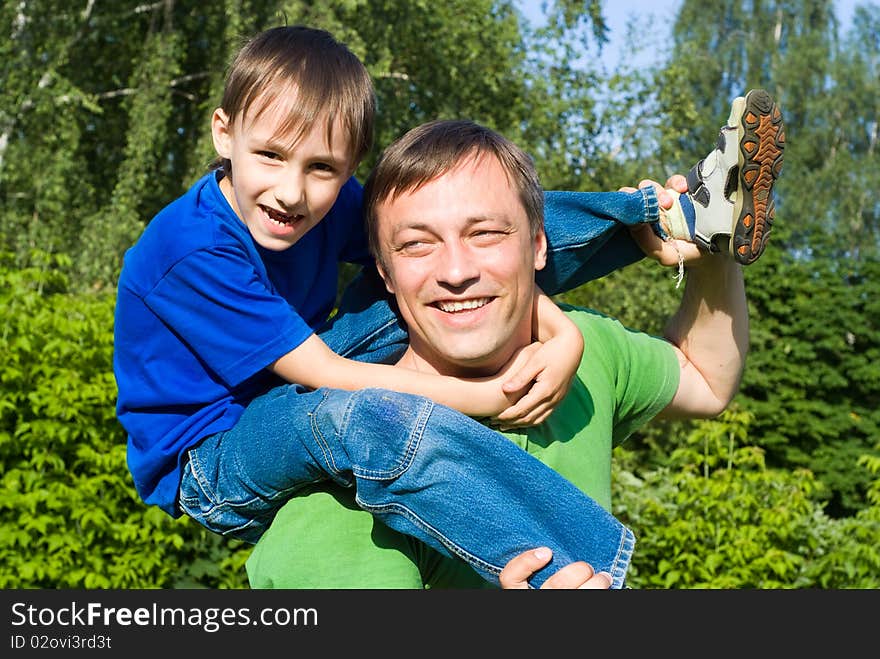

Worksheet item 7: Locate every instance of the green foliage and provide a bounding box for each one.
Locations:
[742,256,880,514]
[1,0,877,588]
[0,253,250,588]
[615,410,880,589]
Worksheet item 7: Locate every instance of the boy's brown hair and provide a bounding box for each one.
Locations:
[215,25,375,177]
[363,119,544,265]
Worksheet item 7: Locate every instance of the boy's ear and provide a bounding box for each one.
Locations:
[211,108,233,159]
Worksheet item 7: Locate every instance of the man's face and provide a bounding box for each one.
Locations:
[211,92,353,251]
[375,153,547,376]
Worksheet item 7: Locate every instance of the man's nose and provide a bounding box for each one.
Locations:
[436,242,480,288]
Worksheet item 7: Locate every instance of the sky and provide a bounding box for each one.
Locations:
[517,0,861,70]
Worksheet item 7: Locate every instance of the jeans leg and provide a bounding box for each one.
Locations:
[313,388,635,589]
[181,384,634,588]
[178,384,342,544]
[538,187,660,295]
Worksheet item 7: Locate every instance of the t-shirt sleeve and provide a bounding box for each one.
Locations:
[564,305,680,446]
[144,246,313,387]
[608,321,680,445]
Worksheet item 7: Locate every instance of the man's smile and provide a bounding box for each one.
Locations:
[433,297,494,313]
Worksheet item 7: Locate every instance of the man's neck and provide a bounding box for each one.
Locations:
[393,345,516,379]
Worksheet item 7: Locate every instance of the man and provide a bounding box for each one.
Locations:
[247,96,784,589]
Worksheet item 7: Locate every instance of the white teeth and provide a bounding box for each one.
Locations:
[436,298,490,313]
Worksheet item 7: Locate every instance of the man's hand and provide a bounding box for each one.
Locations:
[620,176,703,267]
[499,547,612,589]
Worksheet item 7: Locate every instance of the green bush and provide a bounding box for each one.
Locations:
[0,253,249,588]
[615,409,880,589]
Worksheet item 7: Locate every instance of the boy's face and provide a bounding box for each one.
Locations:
[212,92,353,251]
[374,152,547,377]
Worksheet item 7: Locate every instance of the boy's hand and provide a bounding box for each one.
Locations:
[491,329,584,429]
[489,287,584,429]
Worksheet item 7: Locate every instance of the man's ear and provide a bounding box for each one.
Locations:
[211,108,233,159]
[375,260,396,295]
[533,227,548,271]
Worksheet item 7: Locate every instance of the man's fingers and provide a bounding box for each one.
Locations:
[578,571,613,589]
[666,173,687,192]
[499,547,553,589]
[539,561,610,589]
[499,549,613,590]
[628,224,702,266]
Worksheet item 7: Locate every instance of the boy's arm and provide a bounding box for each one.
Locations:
[270,333,533,419]
[494,288,584,428]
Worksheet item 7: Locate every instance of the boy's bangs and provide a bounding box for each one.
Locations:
[247,80,354,164]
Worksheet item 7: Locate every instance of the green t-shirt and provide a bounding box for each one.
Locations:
[245,306,679,588]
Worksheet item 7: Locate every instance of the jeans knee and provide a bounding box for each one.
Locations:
[319,388,434,481]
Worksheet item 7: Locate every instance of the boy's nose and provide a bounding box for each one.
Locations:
[275,171,306,210]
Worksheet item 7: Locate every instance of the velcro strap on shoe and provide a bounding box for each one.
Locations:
[687,161,710,208]
[693,232,718,253]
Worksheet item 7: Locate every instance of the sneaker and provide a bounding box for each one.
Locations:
[660,89,785,265]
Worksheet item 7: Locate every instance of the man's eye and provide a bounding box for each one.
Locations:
[473,230,505,241]
[399,240,431,254]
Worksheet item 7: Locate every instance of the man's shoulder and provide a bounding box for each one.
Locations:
[557,303,676,370]
[556,304,626,340]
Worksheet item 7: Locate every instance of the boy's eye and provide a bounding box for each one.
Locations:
[257,150,281,161]
[310,162,335,173]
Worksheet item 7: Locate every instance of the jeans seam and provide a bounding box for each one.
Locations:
[185,446,216,502]
[609,526,635,589]
[355,496,505,582]
[334,317,400,359]
[641,186,660,222]
[309,389,343,476]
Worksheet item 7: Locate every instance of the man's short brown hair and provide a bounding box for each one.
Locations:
[363,119,544,265]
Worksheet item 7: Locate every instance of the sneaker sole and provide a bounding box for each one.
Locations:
[731,89,785,265]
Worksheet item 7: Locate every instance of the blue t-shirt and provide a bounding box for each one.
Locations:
[113,171,371,516]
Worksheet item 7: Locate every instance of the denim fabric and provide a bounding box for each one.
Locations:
[180,386,635,588]
[178,186,656,589]
[539,187,658,294]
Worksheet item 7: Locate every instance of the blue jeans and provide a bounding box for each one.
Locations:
[179,187,659,589]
